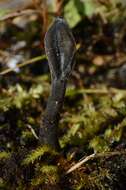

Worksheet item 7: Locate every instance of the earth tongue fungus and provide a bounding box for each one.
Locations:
[39,17,76,150]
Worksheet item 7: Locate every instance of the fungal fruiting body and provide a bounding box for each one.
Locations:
[39,17,76,150]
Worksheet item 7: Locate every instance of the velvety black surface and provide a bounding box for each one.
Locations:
[39,18,76,149]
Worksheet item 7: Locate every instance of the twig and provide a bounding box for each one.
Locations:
[0,9,41,21]
[66,87,126,96]
[26,124,39,140]
[0,55,46,75]
[0,8,57,21]
[55,0,63,16]
[66,151,126,174]
[66,153,96,174]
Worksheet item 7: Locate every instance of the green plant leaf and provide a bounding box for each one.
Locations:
[64,0,85,28]
[22,145,58,165]
[0,151,11,160]
[89,136,110,153]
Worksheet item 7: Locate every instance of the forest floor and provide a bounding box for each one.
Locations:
[0,13,126,190]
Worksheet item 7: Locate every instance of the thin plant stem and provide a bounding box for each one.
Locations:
[66,151,126,174]
[0,55,46,75]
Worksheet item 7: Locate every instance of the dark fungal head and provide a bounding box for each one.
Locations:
[44,17,76,80]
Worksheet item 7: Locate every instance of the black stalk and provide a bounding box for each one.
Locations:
[39,17,76,149]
